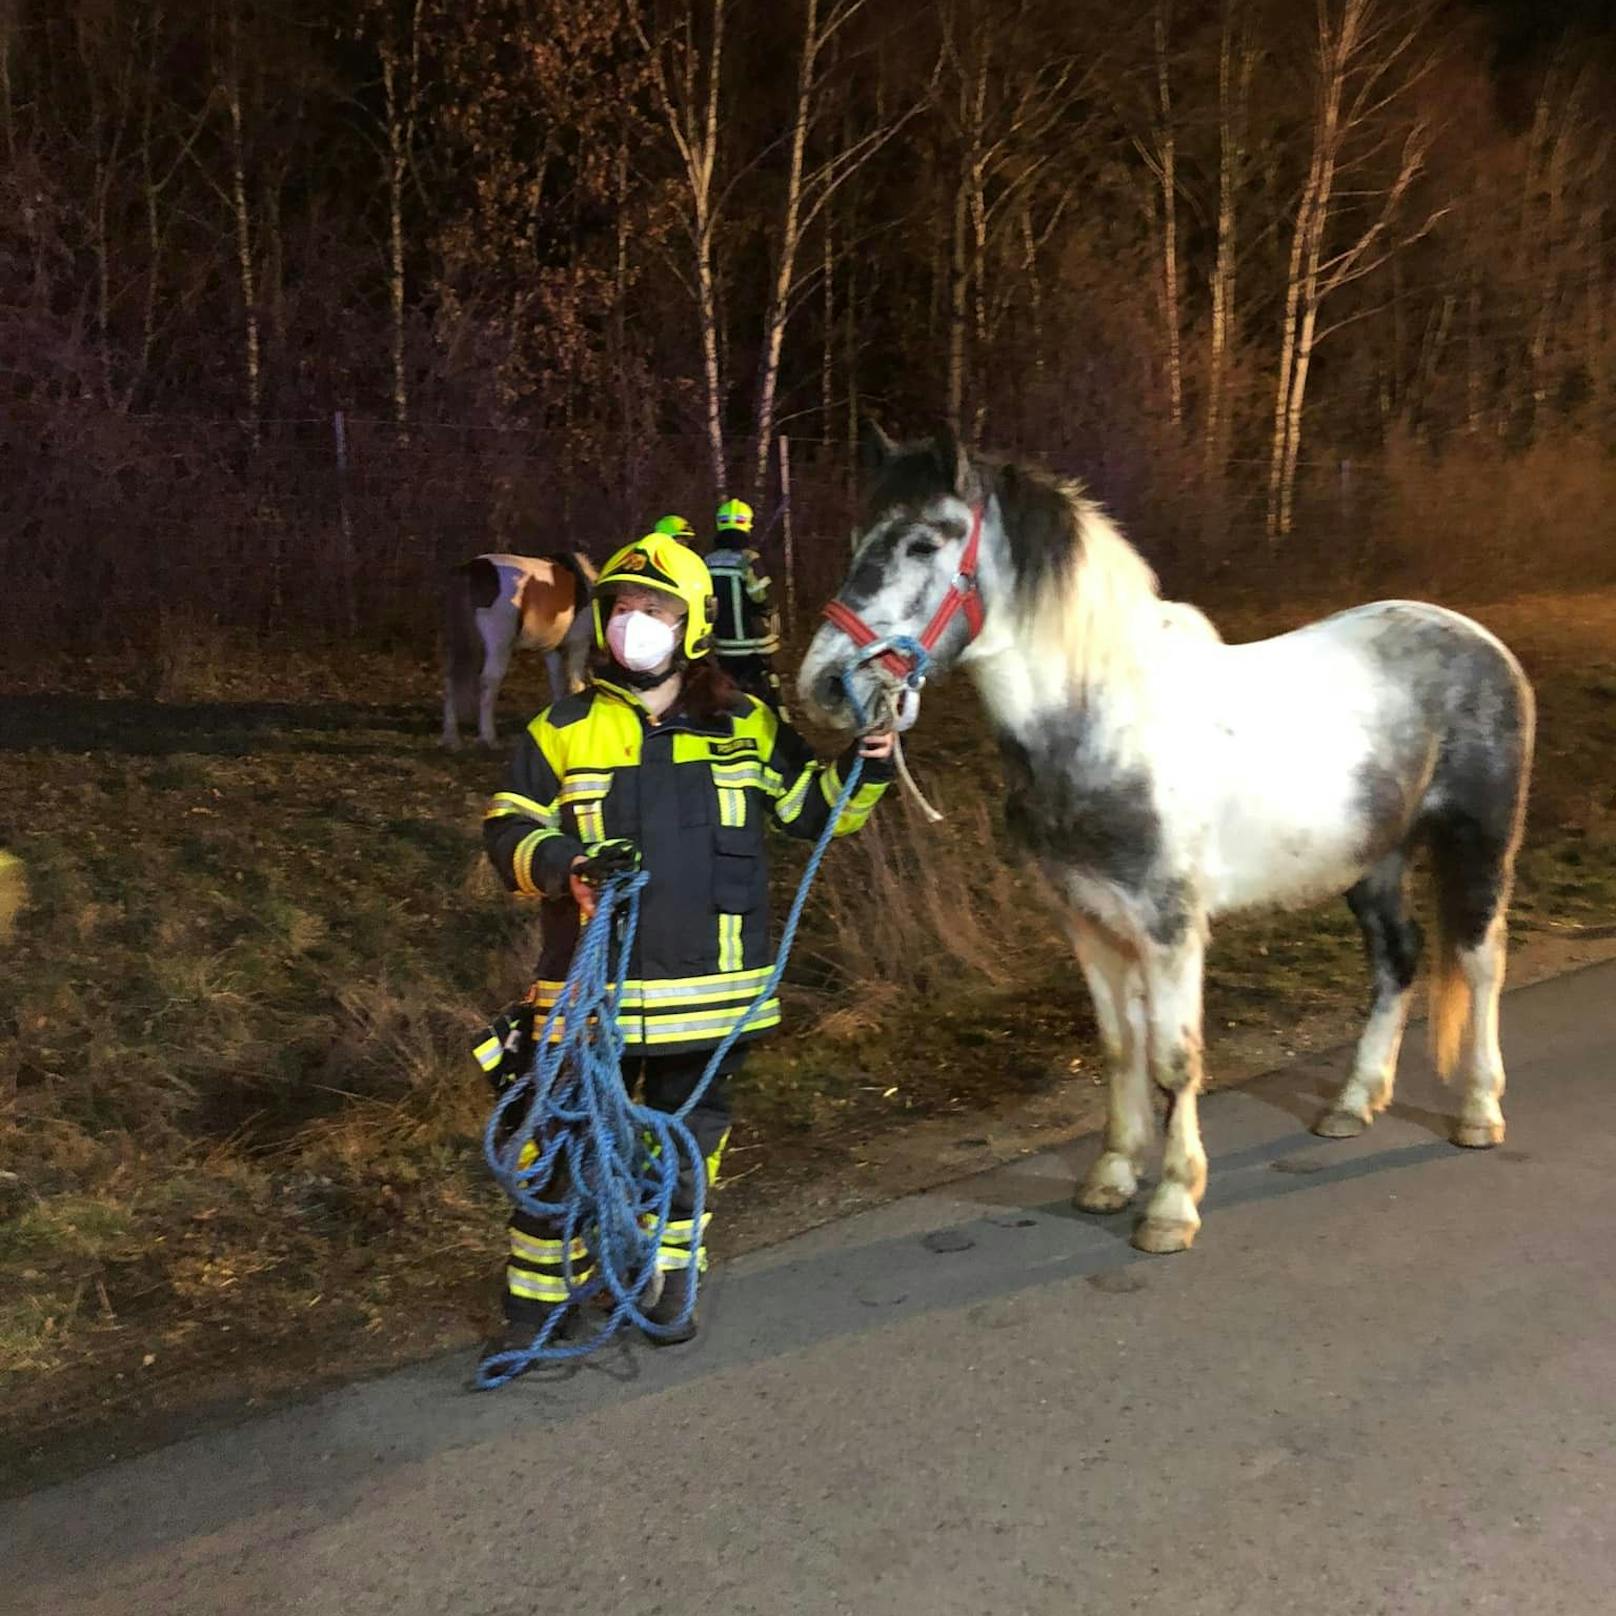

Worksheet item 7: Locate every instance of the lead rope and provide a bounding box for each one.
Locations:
[882,694,945,825]
[859,634,945,825]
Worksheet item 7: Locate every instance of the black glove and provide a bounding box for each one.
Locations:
[575,838,643,888]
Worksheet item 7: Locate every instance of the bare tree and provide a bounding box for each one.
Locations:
[940,0,1082,433]
[135,9,211,400]
[636,0,729,498]
[1512,61,1609,438]
[1266,0,1444,539]
[376,0,425,435]
[1126,1,1184,429]
[217,7,261,446]
[1204,0,1254,477]
[76,11,125,404]
[748,0,919,499]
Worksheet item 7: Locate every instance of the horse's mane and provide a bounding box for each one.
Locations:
[868,441,1161,693]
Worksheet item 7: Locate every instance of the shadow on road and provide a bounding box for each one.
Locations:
[5,1047,1477,1581]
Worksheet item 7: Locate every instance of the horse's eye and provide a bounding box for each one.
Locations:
[906,537,940,559]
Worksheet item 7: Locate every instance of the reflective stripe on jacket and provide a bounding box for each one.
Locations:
[707,546,781,655]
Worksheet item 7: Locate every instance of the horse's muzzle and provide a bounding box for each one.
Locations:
[808,667,853,725]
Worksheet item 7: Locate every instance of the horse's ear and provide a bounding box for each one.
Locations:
[859,416,897,473]
[933,420,977,502]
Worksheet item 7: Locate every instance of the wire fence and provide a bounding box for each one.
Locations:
[0,405,1498,660]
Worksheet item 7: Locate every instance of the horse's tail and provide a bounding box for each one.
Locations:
[1427,640,1535,1084]
[443,560,488,723]
[544,549,595,613]
[1428,904,1468,1083]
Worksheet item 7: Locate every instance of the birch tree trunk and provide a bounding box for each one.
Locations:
[1267,149,1316,537]
[821,210,835,439]
[1267,0,1435,537]
[379,3,422,436]
[1153,4,1181,430]
[222,13,261,447]
[1204,0,1250,478]
[694,0,726,496]
[947,176,967,429]
[78,15,134,408]
[639,0,729,498]
[1019,201,1044,383]
[751,0,819,498]
[139,17,162,391]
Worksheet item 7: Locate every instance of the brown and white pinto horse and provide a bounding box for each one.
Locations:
[441,551,597,749]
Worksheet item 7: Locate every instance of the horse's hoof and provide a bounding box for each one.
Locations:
[1313,1109,1368,1139]
[1452,1119,1504,1149]
[1131,1218,1197,1255]
[1074,1182,1135,1215]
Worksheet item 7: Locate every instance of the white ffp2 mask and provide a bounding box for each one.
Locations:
[607,610,678,673]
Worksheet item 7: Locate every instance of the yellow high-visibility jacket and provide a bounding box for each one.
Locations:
[484,677,890,1052]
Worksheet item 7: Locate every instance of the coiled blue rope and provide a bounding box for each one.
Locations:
[475,656,925,1389]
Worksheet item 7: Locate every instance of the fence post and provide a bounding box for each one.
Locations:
[778,432,796,632]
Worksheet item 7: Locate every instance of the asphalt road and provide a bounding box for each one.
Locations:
[6,961,1615,1616]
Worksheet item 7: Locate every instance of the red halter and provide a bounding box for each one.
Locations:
[821,504,987,682]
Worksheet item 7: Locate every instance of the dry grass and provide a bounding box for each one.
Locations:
[1367,431,1616,599]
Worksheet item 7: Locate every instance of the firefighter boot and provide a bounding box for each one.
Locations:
[640,1210,710,1346]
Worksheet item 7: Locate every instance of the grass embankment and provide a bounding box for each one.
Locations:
[3,593,1615,1482]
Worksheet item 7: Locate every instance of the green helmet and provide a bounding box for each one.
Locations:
[715,498,753,534]
[653,514,695,540]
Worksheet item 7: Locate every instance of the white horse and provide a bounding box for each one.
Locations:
[800,424,1535,1255]
[441,551,596,749]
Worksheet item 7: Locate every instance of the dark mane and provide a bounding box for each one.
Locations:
[992,459,1086,607]
[864,434,1085,607]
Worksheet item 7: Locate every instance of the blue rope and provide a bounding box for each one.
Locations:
[475,665,907,1389]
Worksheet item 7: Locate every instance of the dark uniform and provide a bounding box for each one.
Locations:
[707,540,785,712]
[483,672,890,1324]
[650,511,779,707]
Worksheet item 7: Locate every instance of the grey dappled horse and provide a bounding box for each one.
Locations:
[800,424,1535,1255]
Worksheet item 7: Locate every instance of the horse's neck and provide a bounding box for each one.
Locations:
[967,633,1147,766]
[966,585,1166,755]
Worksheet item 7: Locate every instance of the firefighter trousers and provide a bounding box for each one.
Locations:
[503,1047,743,1324]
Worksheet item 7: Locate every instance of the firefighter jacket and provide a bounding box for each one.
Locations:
[484,677,891,1053]
[707,546,781,657]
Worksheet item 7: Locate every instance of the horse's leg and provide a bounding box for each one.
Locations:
[478,612,514,749]
[1066,916,1152,1214]
[543,650,565,708]
[1430,817,1519,1149]
[1451,914,1510,1148]
[441,582,475,750]
[1134,926,1209,1254]
[1316,852,1421,1138]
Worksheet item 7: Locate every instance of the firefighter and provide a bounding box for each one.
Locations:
[706,497,786,713]
[652,513,695,540]
[481,531,894,1363]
